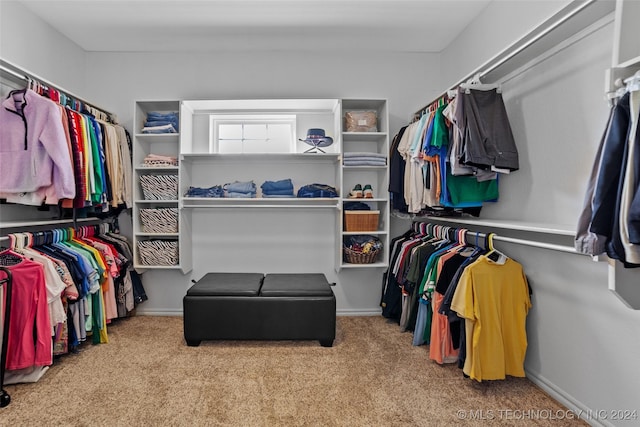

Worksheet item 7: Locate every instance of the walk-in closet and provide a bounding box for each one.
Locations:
[1,1,639,425]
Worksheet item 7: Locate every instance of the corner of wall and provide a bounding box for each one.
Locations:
[0,0,87,94]
[439,0,573,89]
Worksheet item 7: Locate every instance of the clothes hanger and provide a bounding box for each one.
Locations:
[485,232,507,264]
[25,232,33,248]
[53,228,61,243]
[0,249,23,266]
[624,71,640,93]
[459,73,502,94]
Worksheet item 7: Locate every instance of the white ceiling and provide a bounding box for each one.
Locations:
[16,0,492,53]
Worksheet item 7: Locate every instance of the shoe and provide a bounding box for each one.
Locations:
[363,184,373,198]
[349,184,363,198]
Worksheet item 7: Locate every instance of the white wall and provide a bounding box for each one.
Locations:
[0,1,86,95]
[82,50,438,138]
[440,0,573,89]
[435,4,640,427]
[0,1,87,222]
[81,50,438,315]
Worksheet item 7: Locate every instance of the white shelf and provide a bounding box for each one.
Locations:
[342,231,388,236]
[341,198,388,203]
[134,199,179,204]
[134,133,179,142]
[342,165,388,171]
[135,233,180,237]
[134,166,179,171]
[134,264,182,270]
[181,197,339,208]
[181,153,340,162]
[616,55,640,69]
[340,261,388,269]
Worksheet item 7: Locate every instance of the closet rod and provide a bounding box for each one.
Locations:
[413,0,598,117]
[0,218,110,242]
[417,223,584,255]
[0,58,115,122]
[491,235,582,255]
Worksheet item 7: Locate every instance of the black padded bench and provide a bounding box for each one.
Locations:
[183,273,336,347]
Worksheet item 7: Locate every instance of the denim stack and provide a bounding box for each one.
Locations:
[142,111,179,134]
[261,179,294,197]
[297,183,339,198]
[223,180,257,198]
[184,185,224,198]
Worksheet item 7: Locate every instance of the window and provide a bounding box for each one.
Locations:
[209,115,296,154]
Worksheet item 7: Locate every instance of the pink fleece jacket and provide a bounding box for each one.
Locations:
[0,89,75,199]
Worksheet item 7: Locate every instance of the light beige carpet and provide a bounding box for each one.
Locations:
[1,315,587,426]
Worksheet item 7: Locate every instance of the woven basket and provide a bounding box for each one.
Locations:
[344,210,379,232]
[137,240,179,266]
[141,159,178,167]
[140,208,178,233]
[139,174,178,200]
[343,247,381,264]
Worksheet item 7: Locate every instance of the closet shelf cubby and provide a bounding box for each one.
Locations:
[132,100,182,271]
[133,98,389,273]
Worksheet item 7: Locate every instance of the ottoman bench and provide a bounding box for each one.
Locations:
[183,273,336,347]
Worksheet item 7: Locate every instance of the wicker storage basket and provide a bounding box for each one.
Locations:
[344,210,380,232]
[140,208,178,233]
[343,246,381,264]
[343,235,383,264]
[139,174,178,200]
[137,240,179,266]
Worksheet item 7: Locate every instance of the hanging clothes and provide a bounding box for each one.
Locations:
[382,223,532,381]
[0,251,52,371]
[0,89,76,203]
[388,125,409,213]
[454,86,519,171]
[0,87,133,211]
[450,254,531,381]
[1,224,142,385]
[578,83,640,267]
[390,86,518,217]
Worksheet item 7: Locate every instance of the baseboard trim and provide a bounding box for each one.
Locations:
[136,309,183,317]
[336,308,382,316]
[525,369,612,427]
[134,308,382,317]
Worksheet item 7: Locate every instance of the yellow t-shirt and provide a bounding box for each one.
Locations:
[450,255,532,381]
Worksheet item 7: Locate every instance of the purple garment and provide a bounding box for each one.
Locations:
[0,89,75,199]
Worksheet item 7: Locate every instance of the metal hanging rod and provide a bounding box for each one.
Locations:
[415,222,584,256]
[0,58,116,123]
[489,234,582,255]
[0,217,113,242]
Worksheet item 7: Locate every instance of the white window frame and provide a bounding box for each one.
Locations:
[209,114,297,154]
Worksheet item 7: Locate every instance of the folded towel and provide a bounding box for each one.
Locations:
[343,152,387,159]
